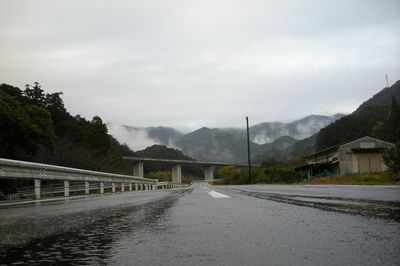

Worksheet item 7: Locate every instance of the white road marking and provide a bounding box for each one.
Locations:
[207,190,231,199]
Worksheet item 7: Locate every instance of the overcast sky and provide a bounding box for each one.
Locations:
[1,0,399,131]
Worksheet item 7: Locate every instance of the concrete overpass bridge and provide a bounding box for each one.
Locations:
[123,157,260,184]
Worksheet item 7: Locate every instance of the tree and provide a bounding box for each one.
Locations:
[45,92,65,113]
[383,143,400,173]
[0,91,55,158]
[23,82,46,106]
[379,97,400,143]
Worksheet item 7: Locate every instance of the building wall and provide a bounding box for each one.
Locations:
[305,136,394,176]
[338,136,395,175]
[307,150,339,165]
[357,153,382,173]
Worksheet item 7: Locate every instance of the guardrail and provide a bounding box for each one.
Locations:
[0,158,156,184]
[0,158,173,200]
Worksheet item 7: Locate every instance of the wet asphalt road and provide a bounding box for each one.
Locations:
[0,183,399,265]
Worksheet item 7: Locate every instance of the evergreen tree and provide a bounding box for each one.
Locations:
[23,82,46,107]
[378,97,400,143]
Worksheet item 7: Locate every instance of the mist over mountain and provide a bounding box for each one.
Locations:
[249,114,344,144]
[106,124,183,151]
[108,113,343,162]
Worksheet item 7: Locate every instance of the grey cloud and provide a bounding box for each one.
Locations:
[0,0,399,129]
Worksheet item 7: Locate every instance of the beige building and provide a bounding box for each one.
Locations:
[298,136,395,177]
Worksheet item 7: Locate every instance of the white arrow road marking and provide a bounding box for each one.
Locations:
[207,190,231,199]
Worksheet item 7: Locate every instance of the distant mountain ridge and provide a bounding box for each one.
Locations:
[249,114,344,144]
[316,80,400,150]
[107,113,343,163]
[354,80,400,114]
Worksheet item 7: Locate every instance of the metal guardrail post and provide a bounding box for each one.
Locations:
[85,181,89,195]
[64,181,69,197]
[100,182,104,194]
[34,179,41,200]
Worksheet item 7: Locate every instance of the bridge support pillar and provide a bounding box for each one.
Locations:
[172,164,182,184]
[121,183,125,192]
[112,182,116,193]
[100,182,104,194]
[34,179,41,200]
[204,166,215,181]
[85,181,89,195]
[135,183,138,191]
[64,181,69,197]
[129,183,132,191]
[133,163,144,177]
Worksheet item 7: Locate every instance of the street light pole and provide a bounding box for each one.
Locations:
[246,116,252,184]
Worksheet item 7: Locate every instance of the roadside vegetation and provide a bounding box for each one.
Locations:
[0,82,200,196]
[215,165,399,186]
[310,172,400,185]
[216,144,400,186]
[218,165,303,185]
[147,170,199,184]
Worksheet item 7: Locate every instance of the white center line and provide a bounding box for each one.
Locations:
[207,190,231,199]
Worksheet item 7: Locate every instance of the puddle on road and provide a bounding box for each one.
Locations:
[227,188,400,223]
[0,192,189,265]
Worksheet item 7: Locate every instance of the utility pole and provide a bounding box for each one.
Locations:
[246,116,252,184]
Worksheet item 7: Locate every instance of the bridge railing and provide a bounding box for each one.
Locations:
[0,158,175,200]
[0,158,156,184]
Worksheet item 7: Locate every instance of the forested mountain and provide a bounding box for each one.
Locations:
[249,114,344,144]
[256,81,400,164]
[4,80,396,170]
[110,114,342,163]
[133,144,202,177]
[166,114,342,163]
[317,81,400,150]
[176,127,262,163]
[354,80,400,113]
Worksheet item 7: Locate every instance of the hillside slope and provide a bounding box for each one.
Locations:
[317,81,400,150]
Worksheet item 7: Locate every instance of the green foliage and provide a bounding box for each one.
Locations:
[218,166,249,185]
[383,143,400,173]
[256,165,303,183]
[317,106,388,150]
[377,98,400,142]
[0,82,133,174]
[0,90,55,159]
[218,165,303,185]
[135,144,203,177]
[147,170,198,184]
[317,82,400,151]
[135,144,192,160]
[23,82,46,107]
[355,80,400,113]
[148,171,171,181]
